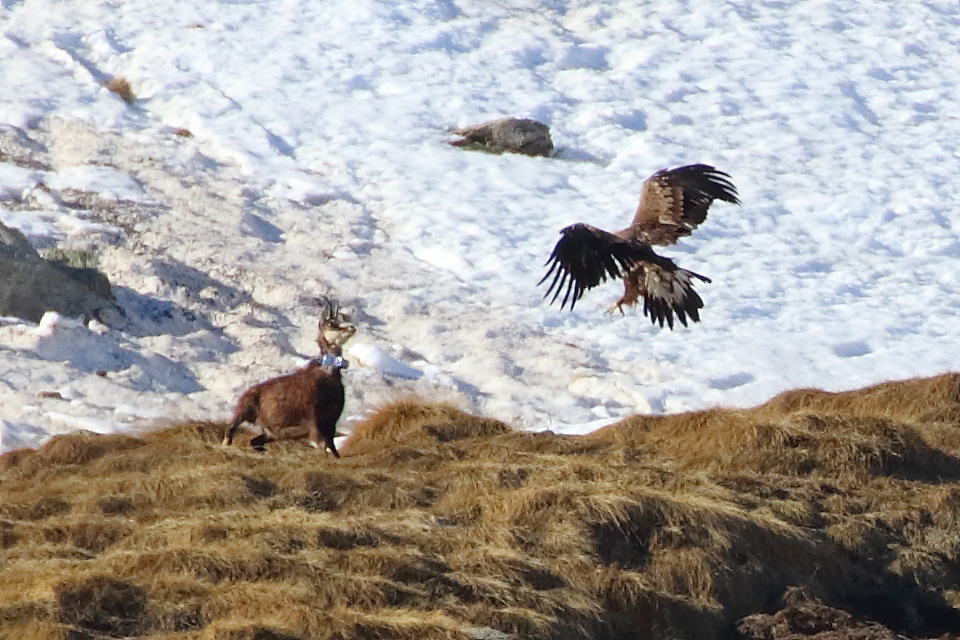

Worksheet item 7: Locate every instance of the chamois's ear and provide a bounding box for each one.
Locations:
[316,297,335,348]
[316,317,328,350]
[318,296,335,322]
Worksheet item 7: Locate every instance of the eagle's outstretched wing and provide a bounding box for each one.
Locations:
[631,164,739,245]
[540,223,674,311]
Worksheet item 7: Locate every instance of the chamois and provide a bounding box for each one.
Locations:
[222,301,355,458]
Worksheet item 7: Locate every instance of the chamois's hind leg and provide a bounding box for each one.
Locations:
[223,403,255,446]
[250,427,276,452]
[222,419,240,446]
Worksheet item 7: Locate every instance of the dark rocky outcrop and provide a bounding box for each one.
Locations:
[0,222,118,323]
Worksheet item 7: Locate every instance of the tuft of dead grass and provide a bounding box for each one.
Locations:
[55,575,148,637]
[343,397,511,456]
[105,76,135,103]
[594,373,960,482]
[3,375,960,639]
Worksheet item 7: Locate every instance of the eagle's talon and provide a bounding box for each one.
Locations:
[606,301,626,315]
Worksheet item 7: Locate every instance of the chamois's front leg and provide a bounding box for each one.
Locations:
[308,419,341,458]
[323,432,341,459]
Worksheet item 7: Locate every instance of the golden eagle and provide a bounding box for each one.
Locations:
[540,164,739,328]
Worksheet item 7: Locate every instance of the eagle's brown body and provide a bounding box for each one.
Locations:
[541,164,739,328]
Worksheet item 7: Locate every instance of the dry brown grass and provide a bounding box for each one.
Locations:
[105,77,135,104]
[3,376,960,639]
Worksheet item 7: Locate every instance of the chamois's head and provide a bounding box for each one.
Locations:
[316,298,355,356]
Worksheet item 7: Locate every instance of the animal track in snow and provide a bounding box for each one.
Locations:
[832,341,871,358]
[709,373,754,390]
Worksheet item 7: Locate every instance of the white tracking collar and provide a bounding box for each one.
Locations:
[316,354,349,369]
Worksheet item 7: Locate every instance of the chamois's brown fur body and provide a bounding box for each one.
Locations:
[223,301,355,458]
[228,363,346,457]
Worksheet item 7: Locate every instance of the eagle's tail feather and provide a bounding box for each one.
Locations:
[640,265,710,330]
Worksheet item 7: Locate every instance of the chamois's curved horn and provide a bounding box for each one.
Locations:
[316,296,335,323]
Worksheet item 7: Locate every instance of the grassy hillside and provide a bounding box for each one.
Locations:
[3,375,960,639]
